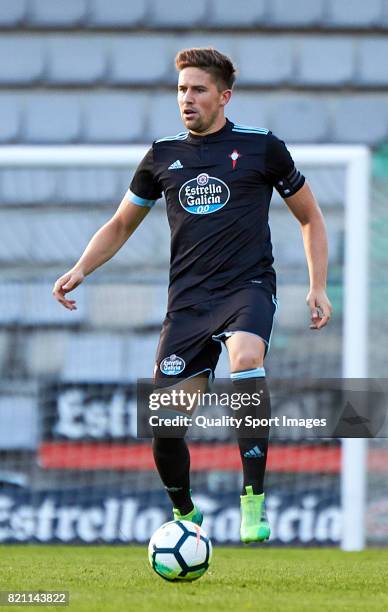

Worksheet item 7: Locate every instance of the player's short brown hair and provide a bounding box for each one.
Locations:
[175,47,236,90]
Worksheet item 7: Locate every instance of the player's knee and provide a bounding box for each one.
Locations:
[231,352,263,372]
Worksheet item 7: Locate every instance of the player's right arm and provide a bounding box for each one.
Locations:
[52,197,150,310]
[53,146,162,310]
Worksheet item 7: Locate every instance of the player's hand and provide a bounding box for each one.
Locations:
[306,288,332,330]
[52,268,85,310]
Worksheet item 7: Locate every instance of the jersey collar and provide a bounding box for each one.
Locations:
[186,118,233,144]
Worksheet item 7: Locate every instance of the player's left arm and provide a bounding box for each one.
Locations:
[284,182,332,330]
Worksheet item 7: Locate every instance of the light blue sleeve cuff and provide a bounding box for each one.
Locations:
[126,189,156,208]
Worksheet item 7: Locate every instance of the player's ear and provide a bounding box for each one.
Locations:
[220,89,232,106]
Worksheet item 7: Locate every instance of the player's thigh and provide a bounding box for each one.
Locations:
[151,372,210,438]
[154,306,221,387]
[155,371,210,412]
[152,308,219,438]
[222,284,277,371]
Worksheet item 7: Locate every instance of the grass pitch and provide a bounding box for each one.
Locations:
[1,546,388,611]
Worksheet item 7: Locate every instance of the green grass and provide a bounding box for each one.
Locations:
[1,546,388,612]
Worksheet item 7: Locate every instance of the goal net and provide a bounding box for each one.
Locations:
[0,144,372,549]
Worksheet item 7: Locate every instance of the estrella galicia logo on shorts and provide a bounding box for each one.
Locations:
[178,173,230,215]
[160,354,186,376]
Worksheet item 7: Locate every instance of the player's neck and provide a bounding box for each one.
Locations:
[189,116,227,137]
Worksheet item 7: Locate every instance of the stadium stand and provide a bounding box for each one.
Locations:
[88,0,146,27]
[47,37,107,85]
[0,0,362,386]
[332,96,388,144]
[297,38,355,86]
[0,38,44,84]
[84,94,148,142]
[0,1,27,27]
[359,38,388,85]
[326,0,383,28]
[0,95,22,141]
[27,0,88,27]
[0,0,386,546]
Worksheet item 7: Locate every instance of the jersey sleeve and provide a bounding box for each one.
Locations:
[127,146,163,208]
[264,132,305,198]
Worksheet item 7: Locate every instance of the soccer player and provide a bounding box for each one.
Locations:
[53,48,332,543]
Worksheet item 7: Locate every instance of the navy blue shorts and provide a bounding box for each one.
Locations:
[154,275,278,386]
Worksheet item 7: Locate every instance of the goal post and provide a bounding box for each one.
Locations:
[0,144,371,550]
[290,146,370,551]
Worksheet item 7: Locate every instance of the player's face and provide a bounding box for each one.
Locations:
[177,67,231,135]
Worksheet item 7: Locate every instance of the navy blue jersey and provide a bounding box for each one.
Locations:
[129,119,304,311]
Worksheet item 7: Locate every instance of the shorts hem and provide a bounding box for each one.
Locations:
[155,367,214,386]
[212,329,269,345]
[212,329,270,357]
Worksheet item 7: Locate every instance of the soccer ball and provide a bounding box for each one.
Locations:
[148,520,212,582]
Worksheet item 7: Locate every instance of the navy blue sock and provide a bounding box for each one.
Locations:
[152,437,193,514]
[231,368,270,495]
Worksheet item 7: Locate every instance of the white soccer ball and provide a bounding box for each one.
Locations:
[148,520,212,582]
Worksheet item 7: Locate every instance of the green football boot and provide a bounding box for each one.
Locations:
[173,504,203,526]
[240,485,271,543]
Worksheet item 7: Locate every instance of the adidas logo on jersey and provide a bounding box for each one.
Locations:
[168,160,184,170]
